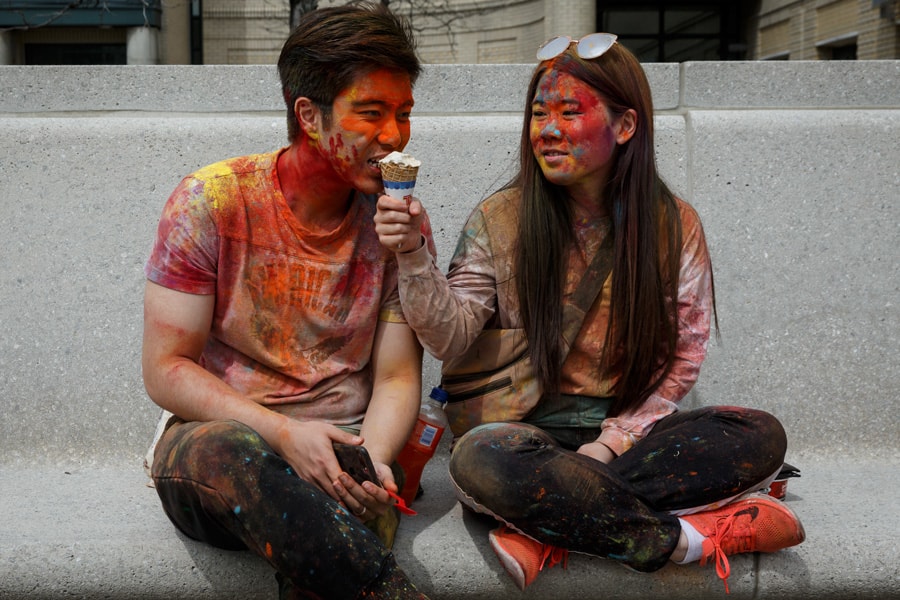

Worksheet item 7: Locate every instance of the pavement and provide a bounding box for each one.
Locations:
[1,446,897,599]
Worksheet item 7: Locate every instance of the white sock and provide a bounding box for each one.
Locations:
[674,518,706,564]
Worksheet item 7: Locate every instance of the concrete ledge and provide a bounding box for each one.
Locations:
[0,64,681,114]
[682,60,900,108]
[1,62,898,598]
[9,60,900,115]
[2,453,897,599]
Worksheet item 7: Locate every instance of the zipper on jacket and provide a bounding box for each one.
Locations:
[444,376,513,403]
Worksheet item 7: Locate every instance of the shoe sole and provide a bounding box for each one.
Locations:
[489,530,528,591]
[450,469,532,535]
[667,466,784,516]
[452,473,536,590]
[449,470,505,520]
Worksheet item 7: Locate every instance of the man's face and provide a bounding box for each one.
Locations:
[317,68,414,195]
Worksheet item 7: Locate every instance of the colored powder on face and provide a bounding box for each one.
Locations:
[530,69,620,185]
[324,68,414,169]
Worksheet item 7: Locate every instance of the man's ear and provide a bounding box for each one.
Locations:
[295,97,321,141]
[616,109,637,145]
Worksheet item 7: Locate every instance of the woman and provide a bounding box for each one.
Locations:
[376,34,804,592]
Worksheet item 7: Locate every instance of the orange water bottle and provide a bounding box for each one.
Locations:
[397,387,449,505]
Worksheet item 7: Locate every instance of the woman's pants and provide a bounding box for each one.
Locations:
[448,405,787,572]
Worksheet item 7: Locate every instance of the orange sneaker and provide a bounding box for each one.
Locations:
[488,526,568,590]
[682,493,805,593]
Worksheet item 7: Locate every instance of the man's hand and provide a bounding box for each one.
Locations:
[332,456,397,522]
[374,194,426,253]
[264,419,397,521]
[270,420,360,499]
[270,421,394,520]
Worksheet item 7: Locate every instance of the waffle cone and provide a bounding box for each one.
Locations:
[380,161,419,183]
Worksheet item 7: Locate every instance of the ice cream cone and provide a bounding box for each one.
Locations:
[379,161,419,183]
[380,152,420,205]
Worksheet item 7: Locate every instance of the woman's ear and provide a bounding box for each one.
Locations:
[295,97,321,141]
[616,109,638,145]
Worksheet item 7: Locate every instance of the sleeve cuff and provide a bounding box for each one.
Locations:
[597,427,633,457]
[395,235,434,276]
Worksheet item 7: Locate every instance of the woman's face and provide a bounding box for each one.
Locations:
[529,69,632,198]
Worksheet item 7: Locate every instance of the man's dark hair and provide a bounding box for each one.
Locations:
[277,2,420,142]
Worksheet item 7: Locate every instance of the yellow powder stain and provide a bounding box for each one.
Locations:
[198,161,236,179]
[343,83,360,103]
[197,162,236,211]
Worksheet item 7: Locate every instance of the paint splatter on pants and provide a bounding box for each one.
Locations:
[151,419,426,600]
[448,405,786,572]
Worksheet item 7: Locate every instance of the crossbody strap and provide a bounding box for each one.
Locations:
[560,230,615,356]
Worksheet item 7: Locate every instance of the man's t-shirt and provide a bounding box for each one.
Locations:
[145,149,409,426]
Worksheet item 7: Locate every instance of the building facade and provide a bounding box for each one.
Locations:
[0,0,897,65]
[754,0,900,60]
[0,0,195,65]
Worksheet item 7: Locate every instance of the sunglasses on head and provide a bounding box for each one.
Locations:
[536,33,618,62]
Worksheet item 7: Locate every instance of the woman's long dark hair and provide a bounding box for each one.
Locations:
[512,43,714,417]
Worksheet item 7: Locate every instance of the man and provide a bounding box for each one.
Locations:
[142,4,432,598]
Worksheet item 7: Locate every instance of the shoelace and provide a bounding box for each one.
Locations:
[702,507,762,594]
[707,519,733,593]
[701,512,747,594]
[539,544,569,572]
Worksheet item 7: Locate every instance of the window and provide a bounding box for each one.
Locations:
[598,0,748,62]
[25,42,126,65]
[0,1,161,28]
[819,43,857,60]
[190,0,203,64]
[817,34,858,61]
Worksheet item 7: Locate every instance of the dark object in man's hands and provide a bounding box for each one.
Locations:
[333,443,417,516]
[333,443,381,486]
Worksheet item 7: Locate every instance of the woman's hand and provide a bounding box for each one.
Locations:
[577,441,616,464]
[374,194,426,253]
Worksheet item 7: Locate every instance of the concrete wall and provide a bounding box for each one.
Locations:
[0,61,897,469]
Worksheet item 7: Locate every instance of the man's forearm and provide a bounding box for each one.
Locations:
[144,356,292,453]
[360,377,421,466]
